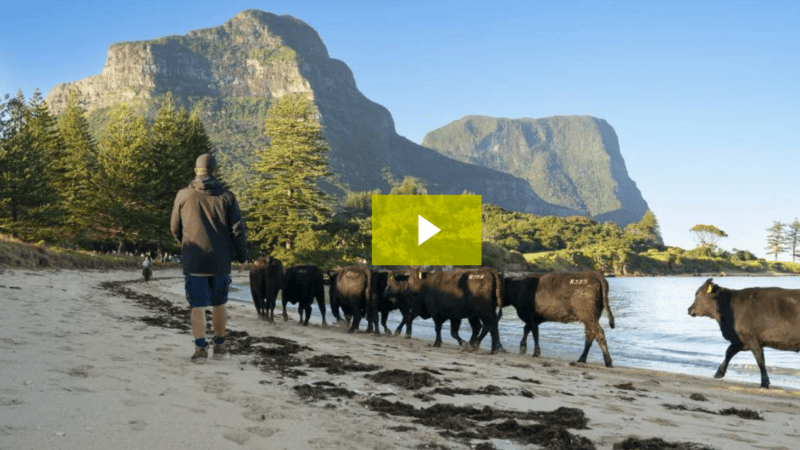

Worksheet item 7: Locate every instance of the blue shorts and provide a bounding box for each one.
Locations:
[185,275,230,308]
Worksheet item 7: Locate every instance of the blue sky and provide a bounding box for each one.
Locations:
[2,1,799,259]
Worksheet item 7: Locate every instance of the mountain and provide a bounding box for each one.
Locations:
[45,10,634,222]
[422,115,649,226]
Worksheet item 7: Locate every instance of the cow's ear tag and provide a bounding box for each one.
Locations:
[417,271,422,279]
[707,284,714,294]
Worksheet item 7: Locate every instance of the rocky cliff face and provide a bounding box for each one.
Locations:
[422,116,649,226]
[46,10,639,223]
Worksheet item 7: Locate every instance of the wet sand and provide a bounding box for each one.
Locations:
[1,267,799,449]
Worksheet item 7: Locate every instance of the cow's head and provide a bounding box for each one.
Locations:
[688,278,720,320]
[384,271,411,298]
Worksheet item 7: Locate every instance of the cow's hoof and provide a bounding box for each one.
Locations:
[605,361,613,368]
[713,370,726,379]
[519,346,527,355]
[761,383,770,389]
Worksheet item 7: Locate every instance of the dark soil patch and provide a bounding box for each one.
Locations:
[689,393,708,402]
[362,397,593,449]
[474,443,497,450]
[718,407,763,420]
[429,385,507,397]
[293,383,357,401]
[306,354,381,374]
[101,280,191,331]
[613,382,647,392]
[613,437,716,450]
[101,280,311,378]
[366,369,439,390]
[662,404,763,420]
[507,376,541,384]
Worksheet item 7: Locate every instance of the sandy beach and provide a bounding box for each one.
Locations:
[2,267,799,450]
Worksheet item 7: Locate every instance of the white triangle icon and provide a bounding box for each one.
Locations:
[418,215,441,246]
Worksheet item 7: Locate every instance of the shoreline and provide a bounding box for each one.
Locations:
[2,267,799,449]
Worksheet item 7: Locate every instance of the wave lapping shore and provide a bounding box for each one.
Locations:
[1,268,799,450]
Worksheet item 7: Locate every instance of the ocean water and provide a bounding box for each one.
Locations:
[227,276,800,390]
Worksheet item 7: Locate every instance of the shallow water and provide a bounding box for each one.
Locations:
[227,275,800,390]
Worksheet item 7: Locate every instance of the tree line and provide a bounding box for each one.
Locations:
[2,89,794,274]
[0,90,210,253]
[765,220,800,262]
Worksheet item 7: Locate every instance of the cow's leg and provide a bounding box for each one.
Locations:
[715,342,743,379]
[267,296,275,322]
[468,315,483,348]
[519,324,530,354]
[532,323,541,357]
[750,344,770,388]
[348,307,361,334]
[381,310,392,336]
[578,324,595,363]
[594,324,613,367]
[249,286,257,316]
[449,318,465,347]
[433,319,444,347]
[487,316,502,354]
[316,293,327,326]
[370,304,380,336]
[282,298,289,322]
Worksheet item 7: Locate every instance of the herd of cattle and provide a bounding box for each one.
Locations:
[248,256,800,389]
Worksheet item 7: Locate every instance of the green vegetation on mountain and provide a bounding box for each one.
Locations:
[422,115,648,223]
[45,10,643,226]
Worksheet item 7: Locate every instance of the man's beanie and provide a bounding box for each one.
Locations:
[195,153,217,171]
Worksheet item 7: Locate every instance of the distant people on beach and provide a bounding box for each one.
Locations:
[142,256,153,282]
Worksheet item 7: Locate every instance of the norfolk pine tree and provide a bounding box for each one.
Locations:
[765,221,788,261]
[149,93,210,251]
[56,92,99,235]
[0,91,52,229]
[26,90,64,229]
[248,93,332,257]
[93,102,153,249]
[786,219,800,263]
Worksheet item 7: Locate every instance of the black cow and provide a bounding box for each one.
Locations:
[387,271,484,344]
[370,271,409,336]
[282,264,327,326]
[249,255,284,321]
[385,267,504,353]
[504,271,615,367]
[688,278,800,388]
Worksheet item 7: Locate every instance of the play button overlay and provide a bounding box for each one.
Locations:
[372,195,482,266]
[418,215,440,246]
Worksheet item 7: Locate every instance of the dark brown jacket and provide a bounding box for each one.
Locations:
[171,175,248,275]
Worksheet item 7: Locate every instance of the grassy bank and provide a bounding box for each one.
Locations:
[0,234,151,270]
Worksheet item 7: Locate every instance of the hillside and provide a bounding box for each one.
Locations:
[422,115,649,225]
[45,10,641,224]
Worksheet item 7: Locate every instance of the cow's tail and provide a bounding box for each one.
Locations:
[595,271,614,329]
[494,270,503,319]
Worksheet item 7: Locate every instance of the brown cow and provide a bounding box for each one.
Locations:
[249,255,284,321]
[328,266,375,334]
[504,271,614,367]
[688,278,800,388]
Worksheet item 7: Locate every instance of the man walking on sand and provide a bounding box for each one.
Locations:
[171,153,248,364]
